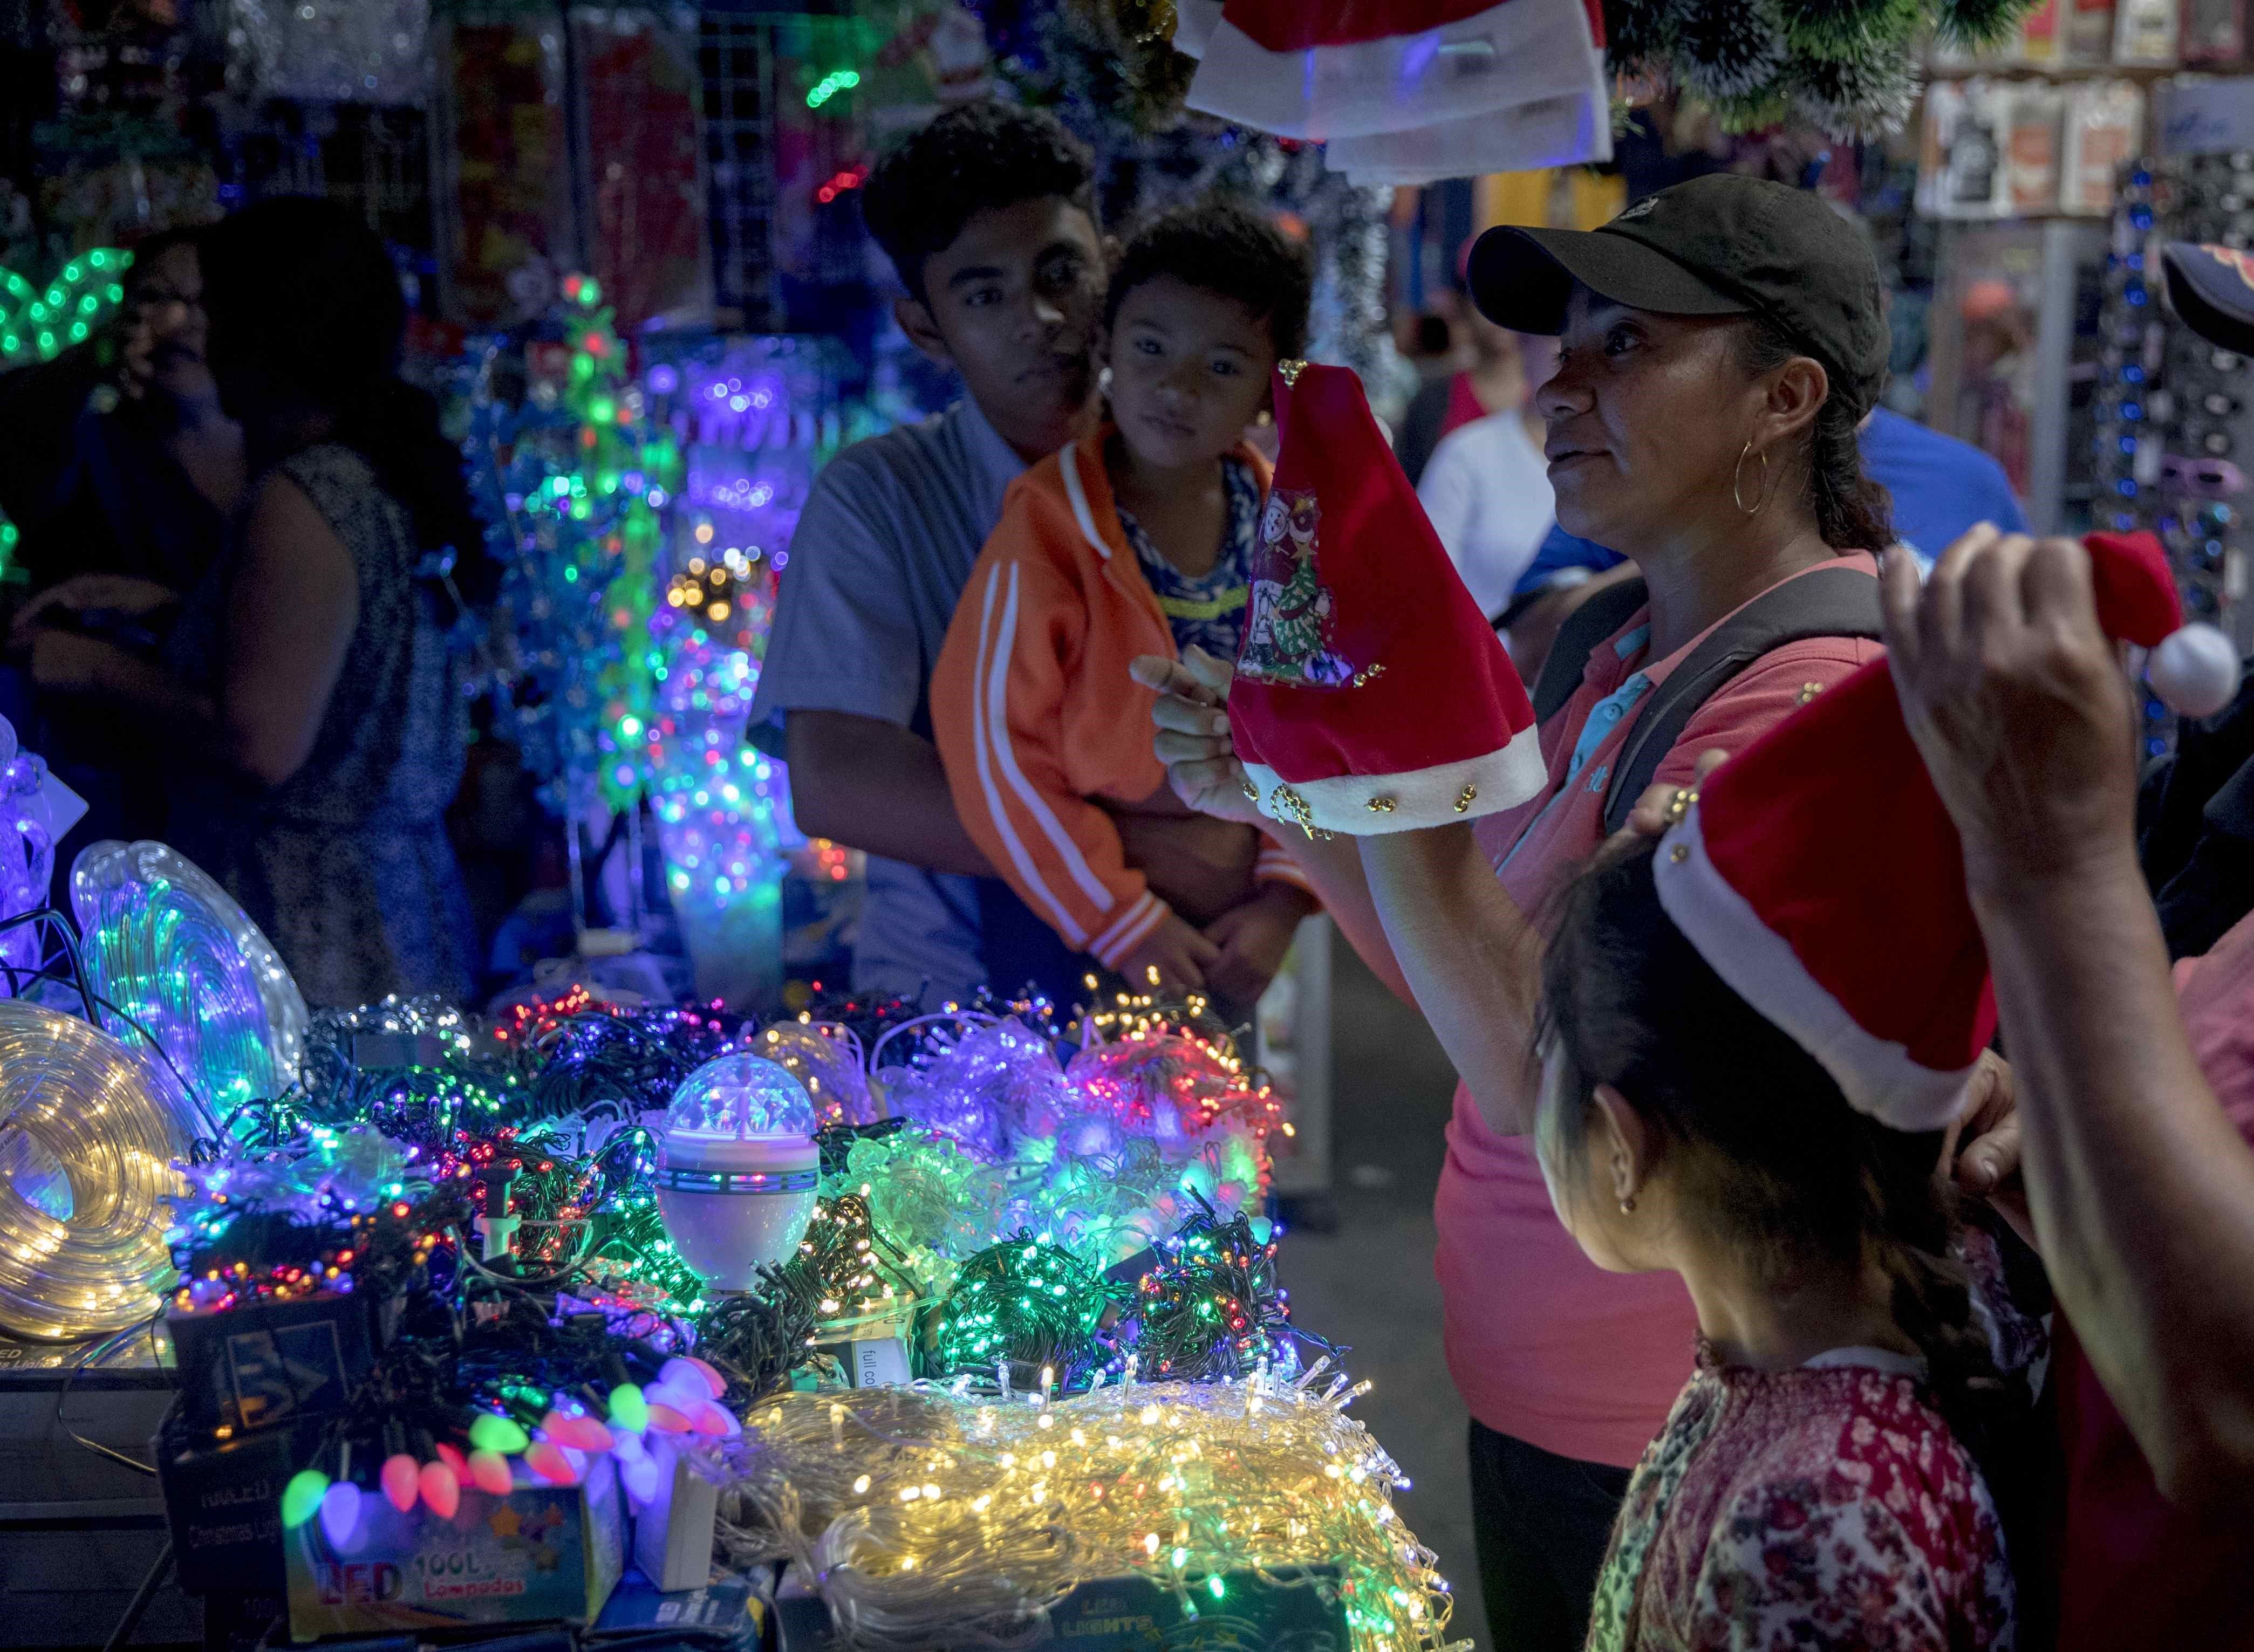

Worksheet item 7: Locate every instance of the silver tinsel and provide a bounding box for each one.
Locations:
[227,0,431,106]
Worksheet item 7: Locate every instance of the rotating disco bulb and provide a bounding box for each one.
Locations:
[653,1053,819,1291]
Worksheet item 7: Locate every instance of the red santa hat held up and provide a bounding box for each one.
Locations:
[1654,530,2242,1133]
[1230,361,1547,837]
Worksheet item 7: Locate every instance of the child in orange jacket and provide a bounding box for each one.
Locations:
[932,197,1317,1007]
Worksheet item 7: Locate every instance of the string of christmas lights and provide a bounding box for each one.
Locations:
[0,248,129,364]
[0,1000,190,1340]
[71,839,300,1135]
[713,1376,1461,1652]
[929,1232,1124,1394]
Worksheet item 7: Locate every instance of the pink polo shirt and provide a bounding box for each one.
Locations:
[1433,552,1886,1469]
[2053,905,2254,1649]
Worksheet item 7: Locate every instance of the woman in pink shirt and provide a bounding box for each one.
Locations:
[1136,174,1903,1648]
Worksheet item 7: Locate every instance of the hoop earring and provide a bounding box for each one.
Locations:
[1733,438,1771,517]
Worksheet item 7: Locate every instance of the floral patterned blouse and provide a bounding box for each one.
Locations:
[1585,1342,2014,1652]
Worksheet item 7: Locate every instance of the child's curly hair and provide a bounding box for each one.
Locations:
[1103,195,1315,362]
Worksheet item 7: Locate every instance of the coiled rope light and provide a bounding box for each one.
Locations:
[0,1000,189,1340]
[73,840,303,1136]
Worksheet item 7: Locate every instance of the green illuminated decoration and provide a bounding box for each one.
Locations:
[1,249,131,365]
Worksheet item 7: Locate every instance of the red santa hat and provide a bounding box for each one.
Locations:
[1654,531,2242,1133]
[1230,361,1547,837]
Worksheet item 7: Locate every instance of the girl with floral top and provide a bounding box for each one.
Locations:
[1535,838,2024,1651]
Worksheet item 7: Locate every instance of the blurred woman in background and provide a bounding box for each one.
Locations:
[13,197,474,1005]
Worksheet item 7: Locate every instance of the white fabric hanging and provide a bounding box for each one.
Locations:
[1176,0,1612,183]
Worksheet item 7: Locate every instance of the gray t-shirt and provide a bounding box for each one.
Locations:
[749,398,1024,1003]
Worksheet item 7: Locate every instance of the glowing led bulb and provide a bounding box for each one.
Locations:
[654,1053,820,1291]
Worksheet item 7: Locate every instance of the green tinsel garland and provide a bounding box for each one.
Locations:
[1611,0,2040,136]
[1670,0,1790,104]
[1935,0,2043,46]
[1781,0,1925,61]
[1606,0,1677,77]
[1788,42,1923,138]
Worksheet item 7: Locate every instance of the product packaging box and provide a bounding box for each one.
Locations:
[154,1411,330,1594]
[596,1561,775,1649]
[630,1435,721,1592]
[284,1454,625,1641]
[168,1291,400,1434]
[775,1562,1347,1652]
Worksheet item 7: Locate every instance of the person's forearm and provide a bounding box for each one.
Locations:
[86,648,222,752]
[785,712,996,880]
[1267,831,1414,1004]
[1976,854,2254,1508]
[1358,825,1543,1133]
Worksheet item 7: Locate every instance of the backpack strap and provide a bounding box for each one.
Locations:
[1529,576,1651,723]
[1597,564,1884,834]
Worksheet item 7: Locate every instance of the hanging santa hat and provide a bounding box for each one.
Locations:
[1654,530,2242,1133]
[1170,0,1612,183]
[1230,361,1547,837]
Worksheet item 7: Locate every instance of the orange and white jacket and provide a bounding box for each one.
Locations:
[931,430,1312,972]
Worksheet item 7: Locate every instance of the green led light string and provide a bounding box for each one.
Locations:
[0,248,129,364]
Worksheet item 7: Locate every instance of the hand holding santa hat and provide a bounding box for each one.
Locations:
[1652,527,2241,1134]
[1228,360,1549,837]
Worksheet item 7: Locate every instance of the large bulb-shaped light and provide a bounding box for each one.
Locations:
[665,1052,818,1141]
[653,1053,820,1292]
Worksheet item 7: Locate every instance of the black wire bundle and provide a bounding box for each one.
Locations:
[697,1270,825,1408]
[1126,1192,1337,1383]
[514,1005,737,1118]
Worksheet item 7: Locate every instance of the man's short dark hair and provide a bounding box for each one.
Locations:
[860,102,1097,305]
[1103,195,1315,362]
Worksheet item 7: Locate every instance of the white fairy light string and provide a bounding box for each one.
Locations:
[713,1370,1464,1652]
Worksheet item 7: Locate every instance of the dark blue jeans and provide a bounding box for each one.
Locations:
[1467,1420,1633,1651]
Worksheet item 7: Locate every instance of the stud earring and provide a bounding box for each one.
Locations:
[1098,366,1114,393]
[1618,1195,1637,1215]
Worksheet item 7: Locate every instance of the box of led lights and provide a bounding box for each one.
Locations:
[774,1561,1348,1652]
[283,1452,625,1641]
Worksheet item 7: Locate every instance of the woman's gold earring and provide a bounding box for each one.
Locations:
[1618,1195,1637,1215]
[1732,438,1771,517]
[1255,407,1273,427]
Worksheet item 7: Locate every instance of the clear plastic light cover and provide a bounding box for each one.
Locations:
[665,1053,817,1142]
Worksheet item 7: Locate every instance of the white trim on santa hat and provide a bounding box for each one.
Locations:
[1241,719,1546,836]
[1171,0,1223,58]
[1184,0,1604,147]
[1652,804,1982,1134]
[1327,90,1609,184]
